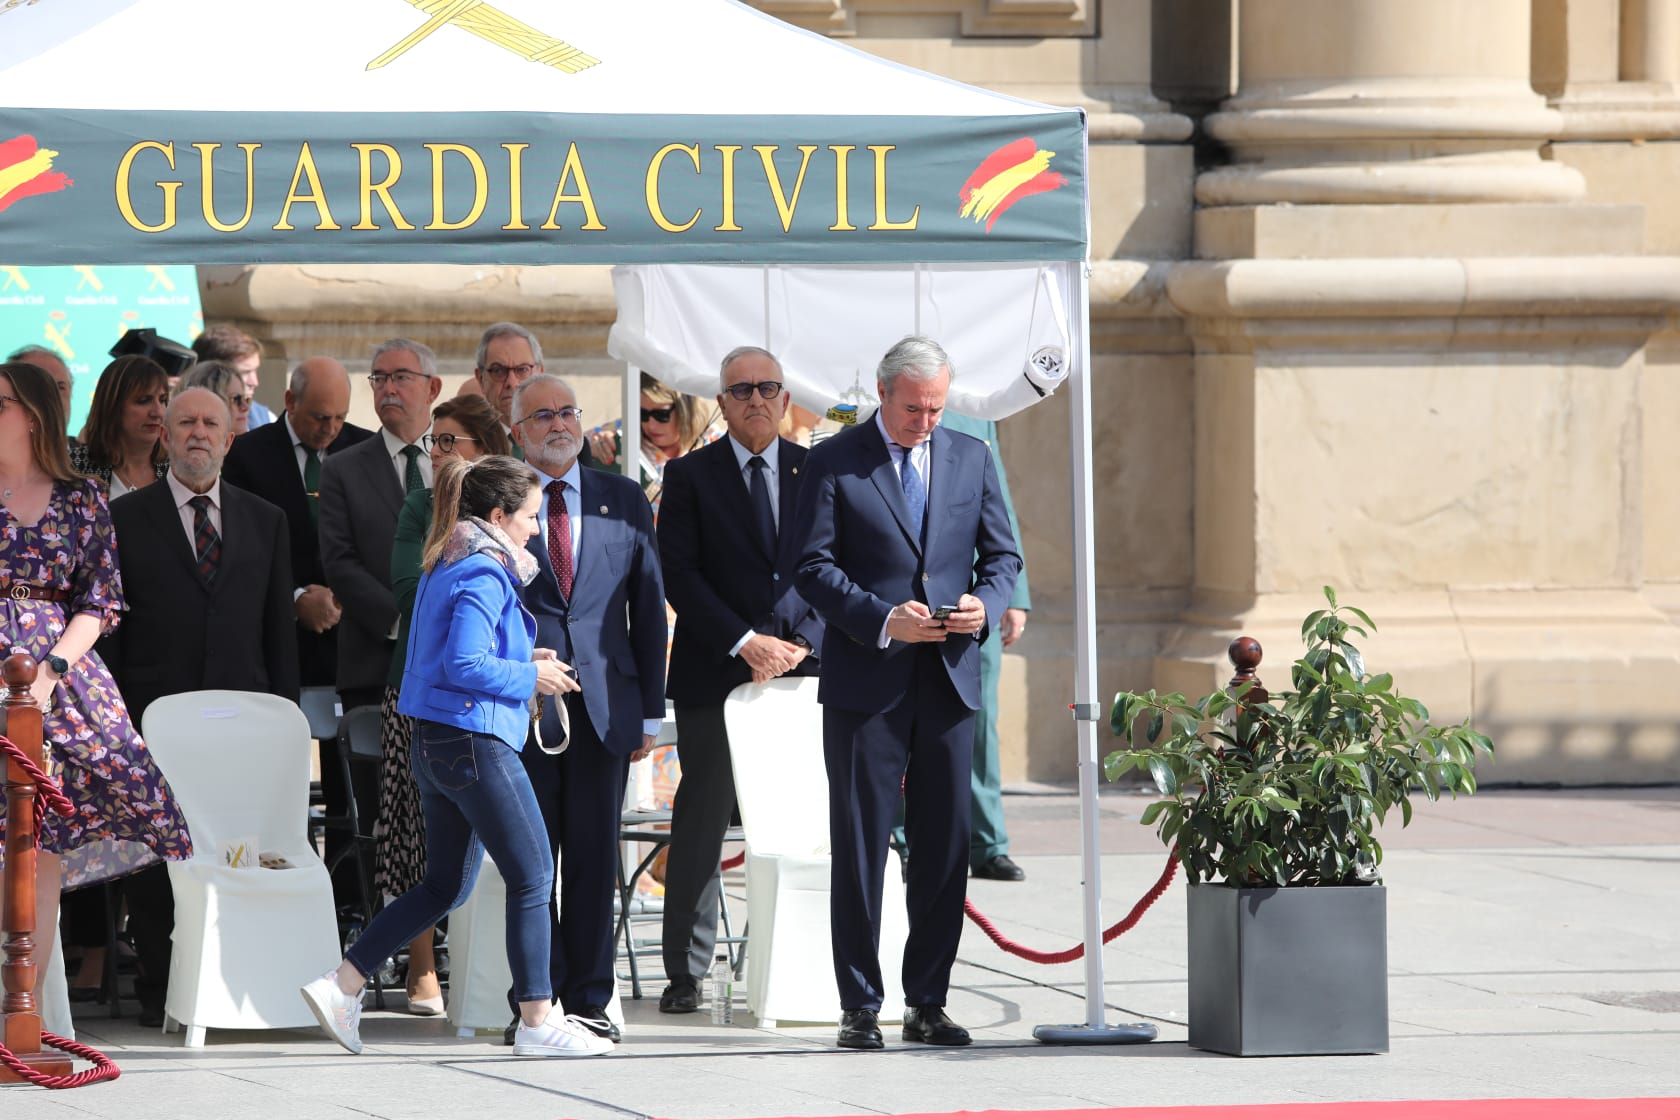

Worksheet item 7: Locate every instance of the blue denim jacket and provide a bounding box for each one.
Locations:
[397,552,539,751]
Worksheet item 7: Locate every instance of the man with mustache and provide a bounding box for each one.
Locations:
[318,339,441,847]
[102,386,299,1026]
[505,373,667,1044]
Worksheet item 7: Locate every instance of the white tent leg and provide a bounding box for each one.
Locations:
[623,363,643,482]
[1033,262,1155,1046]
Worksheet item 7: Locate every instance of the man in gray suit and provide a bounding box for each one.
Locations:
[318,337,440,708]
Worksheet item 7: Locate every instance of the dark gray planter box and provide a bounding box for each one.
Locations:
[1186,883,1388,1056]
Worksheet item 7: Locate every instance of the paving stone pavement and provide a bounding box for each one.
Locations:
[12,786,1678,1118]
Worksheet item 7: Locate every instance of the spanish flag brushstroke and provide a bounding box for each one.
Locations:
[0,135,72,215]
[958,137,1064,233]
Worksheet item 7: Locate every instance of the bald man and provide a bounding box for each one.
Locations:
[102,387,300,1025]
[223,356,374,688]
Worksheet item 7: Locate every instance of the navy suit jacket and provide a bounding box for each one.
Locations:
[522,463,667,756]
[658,437,823,708]
[222,416,373,686]
[793,417,1021,714]
[101,478,300,723]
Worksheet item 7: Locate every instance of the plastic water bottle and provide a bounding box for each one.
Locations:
[709,954,734,1025]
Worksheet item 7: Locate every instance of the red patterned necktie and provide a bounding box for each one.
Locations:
[546,479,573,600]
[188,494,221,582]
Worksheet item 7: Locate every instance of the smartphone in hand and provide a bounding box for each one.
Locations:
[931,604,958,621]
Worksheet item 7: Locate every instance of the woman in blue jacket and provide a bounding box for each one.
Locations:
[302,455,611,1058]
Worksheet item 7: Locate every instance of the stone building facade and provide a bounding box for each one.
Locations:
[204,0,1680,784]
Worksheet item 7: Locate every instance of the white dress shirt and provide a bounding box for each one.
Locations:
[529,457,659,739]
[380,425,433,492]
[727,436,780,658]
[166,471,222,551]
[285,413,334,482]
[875,410,934,648]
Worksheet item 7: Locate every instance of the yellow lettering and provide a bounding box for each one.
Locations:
[644,143,701,233]
[424,143,488,232]
[502,143,530,231]
[539,142,606,231]
[755,145,817,234]
[274,142,341,231]
[867,145,919,232]
[714,145,743,233]
[193,142,258,233]
[830,144,857,232]
[351,143,414,231]
[114,141,181,234]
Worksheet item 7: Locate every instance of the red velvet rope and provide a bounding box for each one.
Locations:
[0,734,122,1089]
[962,848,1180,965]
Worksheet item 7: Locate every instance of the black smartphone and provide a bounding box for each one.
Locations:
[931,604,958,621]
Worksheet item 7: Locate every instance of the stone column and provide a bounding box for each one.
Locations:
[1159,0,1680,784]
[1199,0,1583,205]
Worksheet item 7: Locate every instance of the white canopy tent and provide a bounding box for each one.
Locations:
[0,0,1142,1042]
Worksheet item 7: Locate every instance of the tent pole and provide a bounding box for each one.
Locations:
[622,362,642,482]
[1033,262,1156,1046]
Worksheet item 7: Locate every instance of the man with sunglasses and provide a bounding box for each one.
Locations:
[655,346,824,1014]
[793,335,1020,1051]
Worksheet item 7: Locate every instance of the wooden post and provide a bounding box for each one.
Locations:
[1,651,73,1081]
[1226,636,1269,707]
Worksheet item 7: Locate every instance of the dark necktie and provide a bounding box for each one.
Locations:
[303,445,322,526]
[546,479,573,600]
[898,444,926,542]
[188,495,221,583]
[401,444,425,494]
[746,454,776,557]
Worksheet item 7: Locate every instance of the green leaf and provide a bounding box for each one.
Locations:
[1323,585,1338,608]
[1146,710,1164,745]
[1147,757,1179,796]
[1139,800,1171,827]
[1346,605,1378,633]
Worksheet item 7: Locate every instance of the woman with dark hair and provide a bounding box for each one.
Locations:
[0,361,192,1012]
[71,355,170,497]
[179,359,253,435]
[302,455,610,1058]
[375,394,511,1015]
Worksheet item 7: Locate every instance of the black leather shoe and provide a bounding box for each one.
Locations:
[502,1015,518,1045]
[137,1004,165,1029]
[659,980,700,1014]
[902,1005,971,1046]
[972,854,1026,882]
[838,1008,884,1050]
[573,1005,621,1042]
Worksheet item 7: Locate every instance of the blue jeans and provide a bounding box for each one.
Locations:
[344,720,555,1003]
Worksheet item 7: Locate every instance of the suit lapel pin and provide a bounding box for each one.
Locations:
[792,466,799,475]
[599,505,608,514]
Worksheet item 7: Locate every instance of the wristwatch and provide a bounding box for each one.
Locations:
[790,634,812,651]
[44,653,69,678]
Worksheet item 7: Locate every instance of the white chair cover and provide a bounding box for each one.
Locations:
[141,690,341,1046]
[724,677,908,1026]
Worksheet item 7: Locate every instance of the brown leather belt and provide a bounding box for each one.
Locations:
[0,583,72,603]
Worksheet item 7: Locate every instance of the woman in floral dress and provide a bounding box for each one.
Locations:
[0,360,193,1005]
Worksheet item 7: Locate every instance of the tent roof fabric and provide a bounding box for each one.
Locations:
[1,0,1057,117]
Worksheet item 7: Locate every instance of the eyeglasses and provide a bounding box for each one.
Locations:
[515,406,583,428]
[480,362,537,383]
[640,406,674,424]
[723,381,783,401]
[422,432,482,453]
[368,369,427,389]
[228,393,251,409]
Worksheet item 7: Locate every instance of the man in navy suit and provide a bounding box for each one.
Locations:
[655,345,824,1013]
[511,373,667,1042]
[793,336,1021,1050]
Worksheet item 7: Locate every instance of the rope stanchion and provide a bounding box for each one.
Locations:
[0,733,122,1090]
[720,851,744,872]
[963,847,1179,965]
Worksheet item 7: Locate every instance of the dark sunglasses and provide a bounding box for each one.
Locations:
[641,406,675,424]
[723,380,783,402]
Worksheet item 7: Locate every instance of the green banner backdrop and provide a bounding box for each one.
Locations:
[0,110,1086,265]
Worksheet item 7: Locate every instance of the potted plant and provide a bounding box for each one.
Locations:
[1106,587,1493,1056]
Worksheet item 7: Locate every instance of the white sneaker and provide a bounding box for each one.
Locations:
[512,1010,616,1057]
[301,971,364,1054]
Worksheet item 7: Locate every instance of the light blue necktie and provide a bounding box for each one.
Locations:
[898,444,925,542]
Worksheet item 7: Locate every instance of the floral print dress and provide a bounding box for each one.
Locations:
[0,478,193,887]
